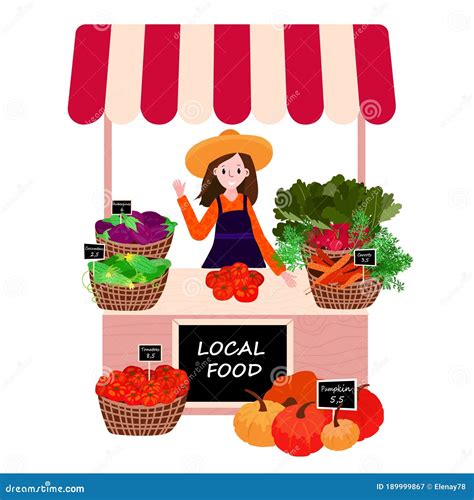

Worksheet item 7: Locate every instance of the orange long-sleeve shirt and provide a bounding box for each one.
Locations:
[177,194,285,275]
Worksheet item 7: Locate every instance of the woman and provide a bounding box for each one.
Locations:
[172,130,296,287]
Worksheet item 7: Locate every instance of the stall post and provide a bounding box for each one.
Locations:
[104,115,112,218]
[357,112,366,184]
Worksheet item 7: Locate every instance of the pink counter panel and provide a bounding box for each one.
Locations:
[103,313,368,415]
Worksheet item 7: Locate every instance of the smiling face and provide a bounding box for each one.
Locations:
[213,153,249,189]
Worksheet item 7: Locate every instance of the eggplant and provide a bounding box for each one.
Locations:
[149,225,168,243]
[131,210,145,223]
[134,224,154,245]
[142,211,166,228]
[95,220,113,235]
[108,224,136,244]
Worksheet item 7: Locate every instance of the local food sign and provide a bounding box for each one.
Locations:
[175,322,291,403]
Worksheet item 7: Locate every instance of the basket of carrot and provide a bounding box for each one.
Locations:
[307,249,382,309]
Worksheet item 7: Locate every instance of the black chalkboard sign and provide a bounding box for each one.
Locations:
[112,200,132,215]
[138,345,162,362]
[354,249,376,267]
[84,243,105,260]
[176,322,291,403]
[317,379,357,410]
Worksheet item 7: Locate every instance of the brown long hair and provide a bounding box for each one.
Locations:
[197,153,258,207]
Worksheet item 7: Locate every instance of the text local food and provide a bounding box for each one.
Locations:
[198,340,265,378]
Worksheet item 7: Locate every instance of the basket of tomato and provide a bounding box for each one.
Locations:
[95,365,189,436]
[206,262,265,303]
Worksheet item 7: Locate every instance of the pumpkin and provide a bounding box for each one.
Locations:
[272,402,331,456]
[264,371,318,407]
[233,389,284,447]
[321,406,360,451]
[338,384,384,441]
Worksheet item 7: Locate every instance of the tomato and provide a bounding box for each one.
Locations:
[111,370,127,384]
[247,270,264,287]
[123,390,143,406]
[231,262,249,280]
[233,276,249,288]
[95,375,111,396]
[127,372,147,389]
[123,366,144,377]
[155,373,176,390]
[141,391,161,407]
[105,383,127,401]
[219,266,233,280]
[158,388,177,404]
[141,380,163,393]
[212,281,234,301]
[234,283,259,303]
[205,271,222,288]
[171,370,189,395]
[154,364,173,377]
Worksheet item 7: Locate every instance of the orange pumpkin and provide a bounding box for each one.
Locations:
[264,371,318,407]
[272,402,331,456]
[321,406,360,451]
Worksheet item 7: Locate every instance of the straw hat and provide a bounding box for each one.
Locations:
[185,130,273,178]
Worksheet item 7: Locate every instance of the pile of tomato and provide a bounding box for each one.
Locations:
[205,262,264,303]
[95,365,189,406]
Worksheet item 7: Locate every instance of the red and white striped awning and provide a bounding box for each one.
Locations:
[68,24,395,126]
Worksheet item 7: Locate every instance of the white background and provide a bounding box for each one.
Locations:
[0,0,473,473]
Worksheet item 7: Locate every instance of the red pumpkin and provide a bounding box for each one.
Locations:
[338,385,384,441]
[264,371,318,407]
[272,402,331,456]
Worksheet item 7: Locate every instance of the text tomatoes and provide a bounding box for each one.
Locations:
[234,283,259,303]
[212,281,234,301]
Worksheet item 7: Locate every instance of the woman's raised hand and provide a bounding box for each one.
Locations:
[172,179,186,198]
[281,271,297,288]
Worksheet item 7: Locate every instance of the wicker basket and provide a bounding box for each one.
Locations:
[308,268,382,309]
[301,243,351,265]
[98,394,187,436]
[97,232,174,259]
[89,270,169,311]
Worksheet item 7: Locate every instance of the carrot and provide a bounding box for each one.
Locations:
[307,262,330,272]
[340,271,363,288]
[315,253,351,284]
[316,248,334,267]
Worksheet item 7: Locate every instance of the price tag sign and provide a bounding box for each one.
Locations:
[138,345,162,362]
[317,379,357,411]
[84,243,105,260]
[112,200,132,215]
[354,249,377,267]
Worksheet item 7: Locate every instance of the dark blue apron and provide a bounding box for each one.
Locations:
[202,195,266,269]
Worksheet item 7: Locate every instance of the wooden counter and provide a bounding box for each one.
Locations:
[102,268,369,414]
[103,268,367,316]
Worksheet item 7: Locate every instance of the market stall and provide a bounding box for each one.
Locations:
[70,24,399,420]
